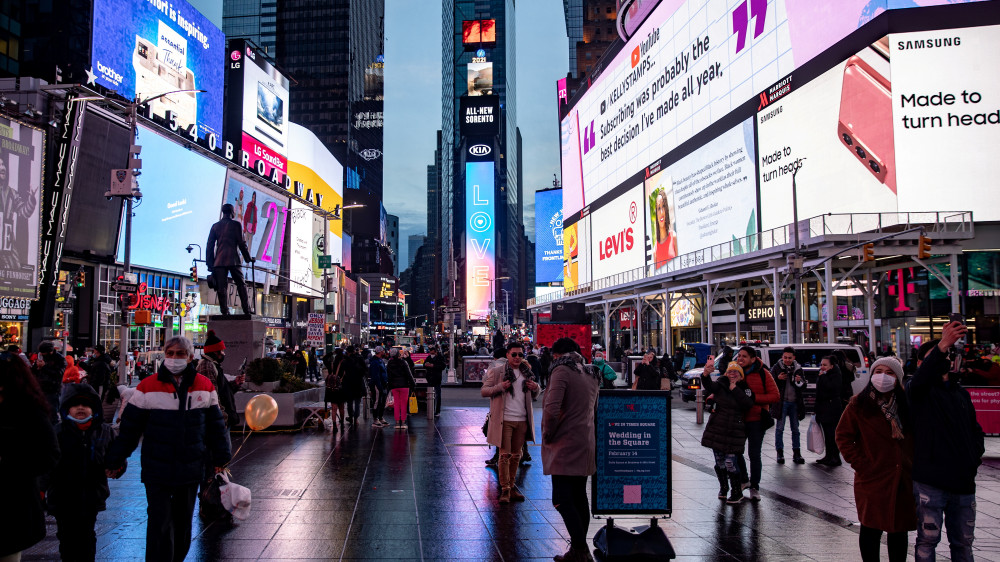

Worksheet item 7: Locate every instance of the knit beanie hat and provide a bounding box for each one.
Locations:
[870,356,903,381]
[726,361,744,378]
[204,330,225,353]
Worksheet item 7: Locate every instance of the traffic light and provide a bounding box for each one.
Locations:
[56,311,64,327]
[74,269,85,288]
[918,235,932,259]
[189,264,198,283]
[862,243,875,262]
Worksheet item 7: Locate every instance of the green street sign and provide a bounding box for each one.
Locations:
[318,255,332,269]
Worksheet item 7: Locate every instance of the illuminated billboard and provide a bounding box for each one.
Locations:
[287,122,344,263]
[559,0,989,221]
[465,161,495,321]
[0,117,44,299]
[459,95,500,137]
[288,200,324,297]
[891,24,1000,220]
[227,39,290,181]
[462,19,496,45]
[467,62,494,96]
[118,126,226,276]
[534,188,563,284]
[91,0,224,140]
[222,172,289,283]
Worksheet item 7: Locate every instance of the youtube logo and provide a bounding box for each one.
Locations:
[631,46,641,68]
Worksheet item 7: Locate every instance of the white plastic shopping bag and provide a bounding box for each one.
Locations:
[806,415,825,455]
[218,472,252,520]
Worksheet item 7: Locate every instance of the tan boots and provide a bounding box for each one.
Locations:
[498,452,525,503]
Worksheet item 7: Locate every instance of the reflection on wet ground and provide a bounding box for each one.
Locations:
[23,388,1000,560]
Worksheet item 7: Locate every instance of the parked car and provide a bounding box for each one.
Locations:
[679,343,869,412]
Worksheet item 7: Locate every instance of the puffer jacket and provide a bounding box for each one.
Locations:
[106,363,231,485]
[701,376,755,454]
[386,357,415,390]
[45,383,117,514]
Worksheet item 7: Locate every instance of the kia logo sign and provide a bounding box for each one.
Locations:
[469,144,491,157]
[359,148,382,161]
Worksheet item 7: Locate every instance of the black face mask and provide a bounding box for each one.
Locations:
[214,353,226,365]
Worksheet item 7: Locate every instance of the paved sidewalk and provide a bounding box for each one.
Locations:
[22,388,1000,561]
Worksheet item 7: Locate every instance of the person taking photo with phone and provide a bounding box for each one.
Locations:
[907,321,985,562]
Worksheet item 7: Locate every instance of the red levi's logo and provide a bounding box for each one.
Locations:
[598,227,634,260]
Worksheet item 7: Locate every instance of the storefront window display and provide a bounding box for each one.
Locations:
[0,297,31,347]
[97,266,196,352]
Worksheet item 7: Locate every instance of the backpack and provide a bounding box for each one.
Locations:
[325,359,343,391]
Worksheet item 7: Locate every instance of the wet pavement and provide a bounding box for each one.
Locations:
[23,388,1000,561]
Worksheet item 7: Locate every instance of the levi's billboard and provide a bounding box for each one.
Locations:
[590,184,644,280]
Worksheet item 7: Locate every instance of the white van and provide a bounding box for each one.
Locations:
[680,343,870,413]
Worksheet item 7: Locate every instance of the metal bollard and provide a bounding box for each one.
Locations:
[426,388,436,420]
[695,386,704,425]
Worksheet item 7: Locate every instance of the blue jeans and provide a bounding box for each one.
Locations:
[744,420,765,488]
[913,481,976,562]
[774,401,800,451]
[713,450,740,475]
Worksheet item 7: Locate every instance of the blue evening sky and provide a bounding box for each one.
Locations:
[187,0,569,269]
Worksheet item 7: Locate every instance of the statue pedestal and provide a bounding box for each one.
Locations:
[207,315,267,374]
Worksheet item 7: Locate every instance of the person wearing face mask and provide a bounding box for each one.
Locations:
[593,350,617,389]
[197,331,242,429]
[835,357,914,562]
[632,351,661,390]
[43,383,120,562]
[106,336,231,562]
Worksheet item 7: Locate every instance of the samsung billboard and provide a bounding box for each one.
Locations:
[91,0,225,140]
[466,161,495,321]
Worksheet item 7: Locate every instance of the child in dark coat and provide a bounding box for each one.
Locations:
[45,383,122,561]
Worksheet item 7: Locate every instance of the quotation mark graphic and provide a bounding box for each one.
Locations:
[732,0,767,54]
[582,120,596,154]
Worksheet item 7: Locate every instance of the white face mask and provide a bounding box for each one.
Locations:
[164,358,188,374]
[871,373,897,393]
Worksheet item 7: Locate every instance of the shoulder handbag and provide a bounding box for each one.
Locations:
[481,412,490,436]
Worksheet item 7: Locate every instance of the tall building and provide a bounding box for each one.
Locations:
[223,0,278,56]
[561,0,617,99]
[387,213,399,277]
[407,234,425,270]
[272,0,388,274]
[442,0,522,328]
[426,130,443,308]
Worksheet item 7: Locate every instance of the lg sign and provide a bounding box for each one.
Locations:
[469,144,491,157]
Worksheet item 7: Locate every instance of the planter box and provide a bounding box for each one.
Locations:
[235,387,323,427]
[245,381,279,392]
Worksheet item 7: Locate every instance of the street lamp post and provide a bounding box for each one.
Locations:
[115,89,205,385]
[789,158,806,344]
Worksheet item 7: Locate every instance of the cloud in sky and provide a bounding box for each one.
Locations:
[384,0,568,269]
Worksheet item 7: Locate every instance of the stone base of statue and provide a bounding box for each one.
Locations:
[207,315,267,373]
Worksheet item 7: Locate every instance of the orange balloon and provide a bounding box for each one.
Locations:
[245,394,278,431]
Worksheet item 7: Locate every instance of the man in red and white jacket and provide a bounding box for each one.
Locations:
[107,336,231,562]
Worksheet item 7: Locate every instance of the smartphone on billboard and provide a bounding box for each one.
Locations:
[837,39,896,194]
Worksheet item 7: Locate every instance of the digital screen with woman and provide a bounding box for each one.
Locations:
[645,171,677,272]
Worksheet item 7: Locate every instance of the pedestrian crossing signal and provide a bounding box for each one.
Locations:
[918,235,932,260]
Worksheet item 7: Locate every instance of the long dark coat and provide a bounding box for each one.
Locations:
[836,391,916,533]
[0,403,60,556]
[541,353,599,476]
[815,365,844,424]
[701,377,755,454]
[206,216,252,268]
